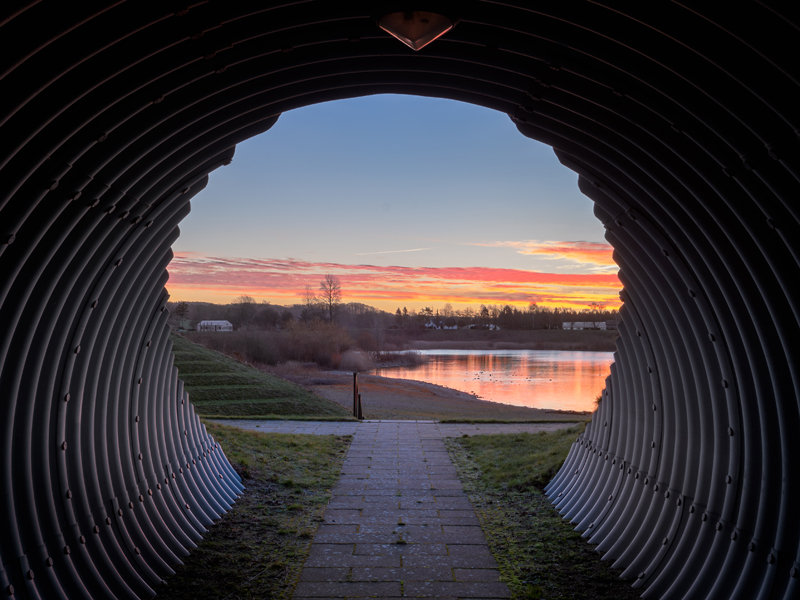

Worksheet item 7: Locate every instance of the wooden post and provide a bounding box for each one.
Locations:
[353,372,358,418]
[358,393,363,420]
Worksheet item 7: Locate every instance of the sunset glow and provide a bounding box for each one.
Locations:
[166,249,621,311]
[169,97,622,312]
[471,240,618,273]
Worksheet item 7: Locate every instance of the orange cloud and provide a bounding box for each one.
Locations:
[166,253,622,311]
[470,240,616,272]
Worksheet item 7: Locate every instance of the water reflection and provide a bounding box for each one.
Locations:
[373,349,614,412]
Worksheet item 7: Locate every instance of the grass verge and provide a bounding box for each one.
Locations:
[171,334,354,420]
[157,421,351,600]
[206,415,357,421]
[438,418,588,424]
[446,426,641,599]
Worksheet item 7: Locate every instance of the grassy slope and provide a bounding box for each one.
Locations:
[170,334,353,420]
[157,422,351,600]
[447,427,641,600]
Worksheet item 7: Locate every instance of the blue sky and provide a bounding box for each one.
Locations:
[168,94,619,309]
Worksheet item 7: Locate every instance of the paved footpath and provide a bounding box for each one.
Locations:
[216,420,576,599]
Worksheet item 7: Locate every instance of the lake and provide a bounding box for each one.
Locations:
[372,349,614,412]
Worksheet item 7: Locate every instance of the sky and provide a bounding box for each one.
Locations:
[167,94,621,311]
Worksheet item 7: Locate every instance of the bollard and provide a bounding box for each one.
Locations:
[353,372,359,418]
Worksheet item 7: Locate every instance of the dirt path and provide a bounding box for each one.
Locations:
[307,372,590,421]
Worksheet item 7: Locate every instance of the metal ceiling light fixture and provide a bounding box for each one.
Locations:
[378,11,454,50]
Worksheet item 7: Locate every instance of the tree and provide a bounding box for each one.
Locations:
[303,285,316,308]
[318,274,342,322]
[528,302,538,330]
[254,303,280,329]
[230,295,256,329]
[488,304,500,325]
[442,303,454,318]
[499,305,514,330]
[588,301,607,329]
[300,285,323,322]
[174,301,189,322]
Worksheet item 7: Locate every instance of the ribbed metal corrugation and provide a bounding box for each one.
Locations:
[0,2,798,598]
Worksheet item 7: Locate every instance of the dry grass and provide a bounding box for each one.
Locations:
[171,334,353,420]
[338,349,376,371]
[374,350,428,366]
[156,422,351,600]
[454,426,586,489]
[447,430,641,599]
[188,321,354,369]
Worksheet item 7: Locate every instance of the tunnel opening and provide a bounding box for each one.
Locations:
[167,95,617,309]
[1,3,799,599]
[164,93,622,416]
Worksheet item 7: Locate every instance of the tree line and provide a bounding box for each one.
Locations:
[169,274,619,332]
[171,275,390,331]
[392,302,619,331]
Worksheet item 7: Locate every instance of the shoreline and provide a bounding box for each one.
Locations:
[403,340,617,352]
[184,334,601,422]
[377,328,620,353]
[303,370,593,422]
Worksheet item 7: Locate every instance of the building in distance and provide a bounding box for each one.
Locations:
[563,321,607,330]
[196,320,233,332]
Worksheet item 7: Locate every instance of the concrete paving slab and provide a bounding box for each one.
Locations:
[216,419,575,598]
[282,421,522,598]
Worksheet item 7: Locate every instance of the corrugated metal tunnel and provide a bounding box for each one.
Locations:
[0,2,798,598]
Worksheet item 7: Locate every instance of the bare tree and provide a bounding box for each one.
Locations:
[318,274,342,322]
[230,295,257,329]
[300,285,321,322]
[303,285,317,308]
[588,301,607,329]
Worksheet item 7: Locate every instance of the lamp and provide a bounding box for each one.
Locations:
[378,11,454,51]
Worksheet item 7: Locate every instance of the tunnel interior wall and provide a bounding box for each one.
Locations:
[0,2,798,598]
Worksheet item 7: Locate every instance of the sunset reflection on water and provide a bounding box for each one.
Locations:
[373,349,614,412]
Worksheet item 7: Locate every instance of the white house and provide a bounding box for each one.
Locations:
[196,320,233,332]
[563,321,607,330]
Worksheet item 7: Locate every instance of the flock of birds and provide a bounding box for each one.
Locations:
[465,371,554,395]
[467,371,553,382]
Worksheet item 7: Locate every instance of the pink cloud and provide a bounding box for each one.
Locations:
[166,252,622,309]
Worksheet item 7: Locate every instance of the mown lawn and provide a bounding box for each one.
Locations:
[446,426,642,600]
[157,421,351,600]
[170,334,354,420]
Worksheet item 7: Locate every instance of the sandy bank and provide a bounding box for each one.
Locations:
[306,371,591,421]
